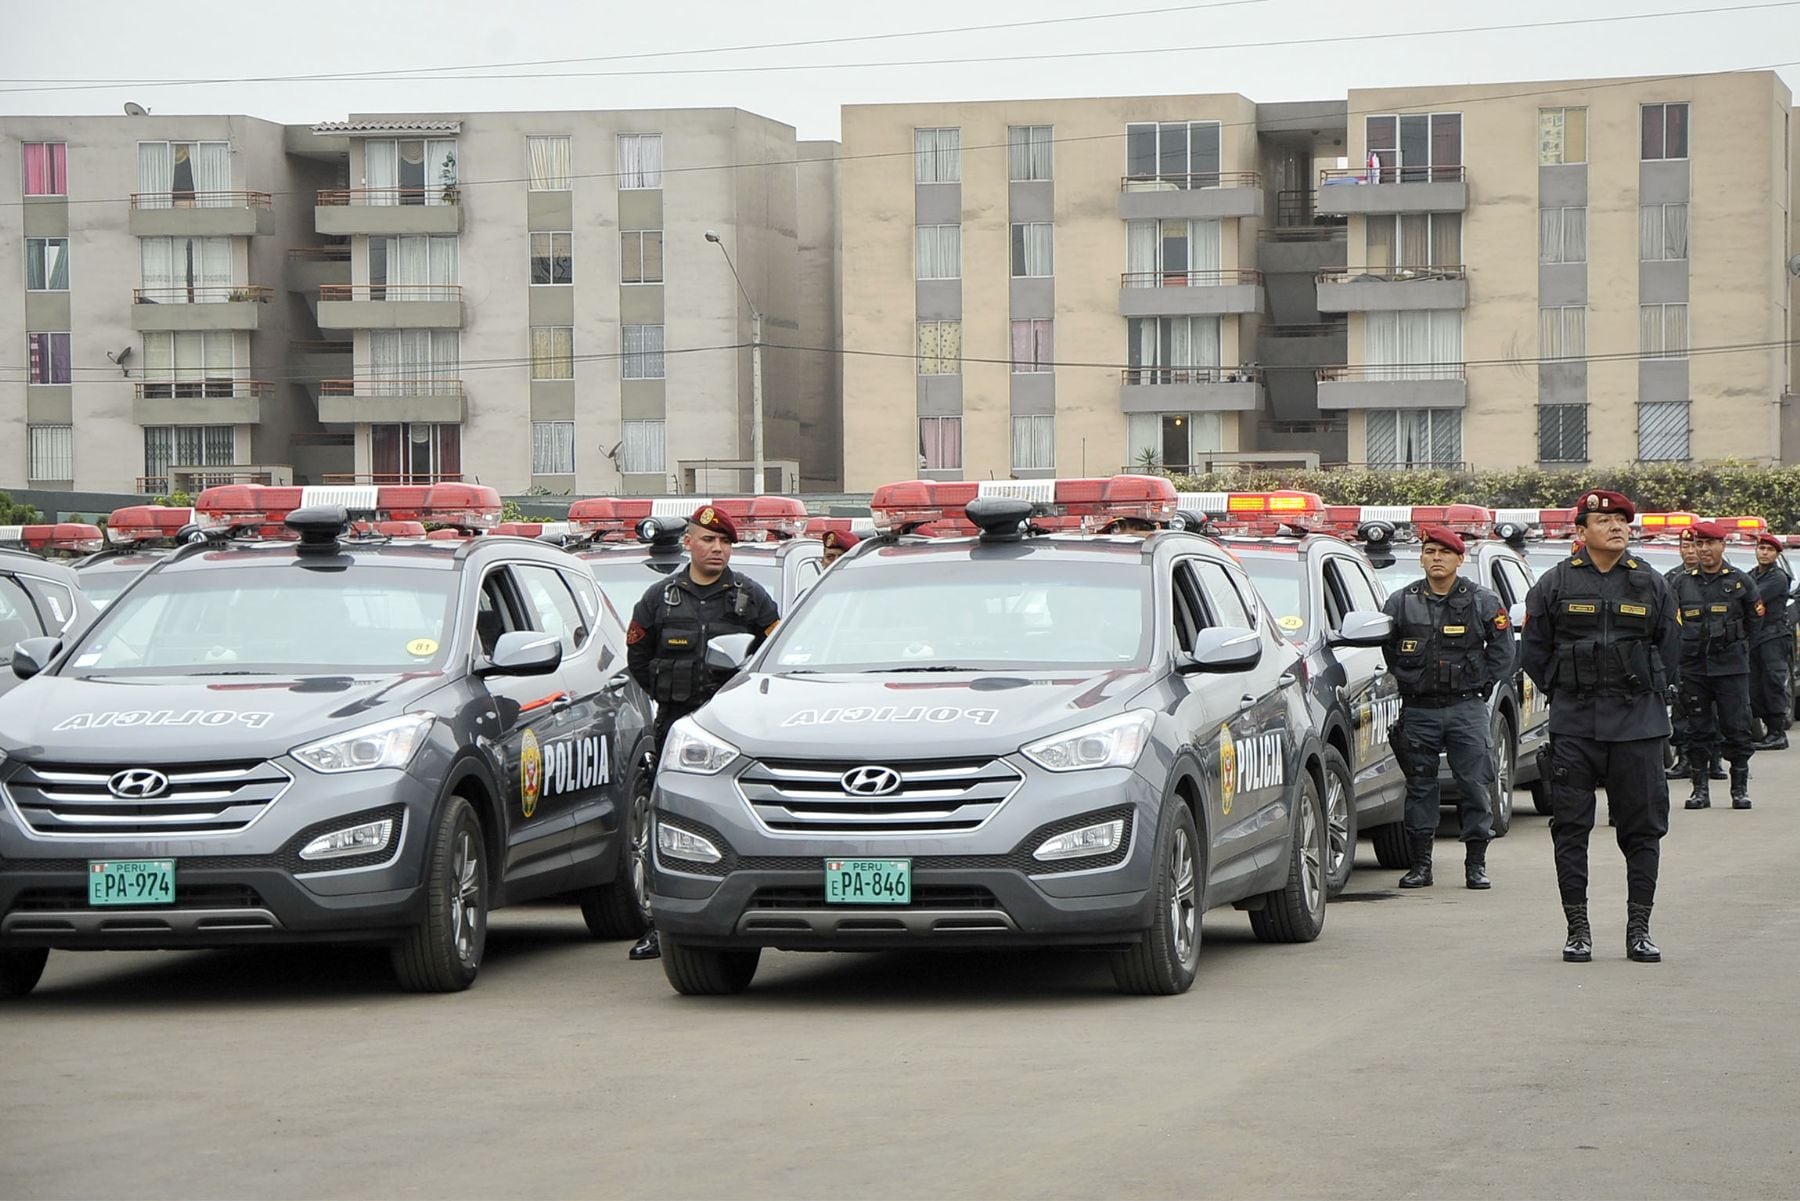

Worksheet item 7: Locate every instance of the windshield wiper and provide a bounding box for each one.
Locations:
[187,670,275,677]
[878,665,985,673]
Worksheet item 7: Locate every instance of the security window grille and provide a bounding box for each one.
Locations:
[144,425,234,489]
[1365,408,1462,468]
[915,224,962,280]
[531,421,576,474]
[1639,304,1688,359]
[1642,103,1689,161]
[526,136,572,190]
[617,134,663,189]
[1010,222,1054,278]
[1638,401,1690,461]
[917,321,961,375]
[621,230,663,283]
[918,416,963,471]
[1010,319,1053,373]
[27,332,70,384]
[1538,404,1588,463]
[1539,306,1587,361]
[23,142,67,196]
[1539,207,1586,264]
[1640,204,1688,261]
[1008,126,1053,181]
[529,232,572,285]
[1011,415,1054,470]
[914,128,961,183]
[530,326,574,380]
[622,324,665,379]
[1538,108,1587,164]
[25,238,69,291]
[28,425,73,481]
[621,419,665,474]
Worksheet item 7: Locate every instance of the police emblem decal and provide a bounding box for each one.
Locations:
[1217,725,1238,816]
[520,728,543,818]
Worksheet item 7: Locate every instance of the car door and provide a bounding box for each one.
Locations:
[0,573,48,699]
[1492,553,1550,750]
[1321,554,1404,810]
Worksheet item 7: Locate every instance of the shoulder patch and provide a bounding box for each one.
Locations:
[1570,557,1585,567]
[626,621,648,645]
[1494,611,1510,631]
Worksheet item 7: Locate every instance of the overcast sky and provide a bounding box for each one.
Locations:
[3,0,1797,138]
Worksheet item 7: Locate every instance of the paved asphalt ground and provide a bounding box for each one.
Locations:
[3,769,1798,1201]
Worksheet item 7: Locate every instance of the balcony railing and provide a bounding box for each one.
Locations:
[287,245,352,261]
[1123,367,1261,386]
[1259,225,1346,243]
[133,285,272,305]
[1317,363,1466,382]
[318,284,463,303]
[320,378,465,398]
[1121,171,1261,191]
[1319,165,1466,187]
[321,473,466,486]
[138,465,293,494]
[1264,322,1347,338]
[135,379,273,400]
[131,190,272,210]
[1121,269,1263,289]
[289,339,353,355]
[317,187,460,207]
[1325,460,1471,473]
[1316,265,1467,283]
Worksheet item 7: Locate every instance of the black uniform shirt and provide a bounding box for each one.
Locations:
[1750,563,1792,646]
[625,566,780,700]
[1672,565,1763,676]
[1379,577,1514,699]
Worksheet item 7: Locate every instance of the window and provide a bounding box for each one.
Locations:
[1010,222,1053,277]
[1364,311,1463,380]
[1325,558,1383,623]
[141,330,244,398]
[622,324,665,379]
[1640,203,1688,261]
[529,232,573,285]
[527,135,571,190]
[25,238,68,291]
[531,326,574,380]
[621,419,665,473]
[1638,401,1690,461]
[363,138,458,205]
[1126,218,1223,282]
[531,421,576,474]
[1365,408,1462,468]
[1127,316,1222,383]
[914,128,960,183]
[369,235,458,298]
[515,565,590,654]
[367,330,457,395]
[916,321,961,375]
[915,224,961,280]
[28,425,72,481]
[1126,412,1223,471]
[1010,319,1053,373]
[143,425,235,490]
[1365,213,1461,269]
[370,423,460,483]
[617,134,663,189]
[1124,121,1221,187]
[136,141,230,207]
[621,229,663,283]
[1642,103,1689,161]
[1008,125,1053,181]
[1538,108,1587,164]
[27,332,69,384]
[1012,415,1054,470]
[23,142,66,196]
[1192,560,1256,630]
[1365,113,1462,182]
[139,236,231,303]
[1640,303,1689,359]
[1538,404,1588,463]
[918,416,963,470]
[1539,306,1587,361]
[1539,207,1587,264]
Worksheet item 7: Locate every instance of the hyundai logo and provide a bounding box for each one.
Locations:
[840,765,902,796]
[107,769,170,799]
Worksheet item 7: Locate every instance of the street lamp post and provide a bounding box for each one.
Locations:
[704,230,764,493]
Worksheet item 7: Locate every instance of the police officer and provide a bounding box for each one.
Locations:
[1522,490,1681,964]
[1380,525,1514,890]
[1663,532,1700,779]
[1672,520,1764,810]
[821,528,860,568]
[624,504,780,959]
[1748,532,1793,751]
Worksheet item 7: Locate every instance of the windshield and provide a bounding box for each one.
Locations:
[63,563,457,677]
[584,557,782,621]
[77,565,149,609]
[763,557,1150,672]
[1230,554,1310,641]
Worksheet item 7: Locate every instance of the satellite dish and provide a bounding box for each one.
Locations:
[123,102,149,116]
[1788,253,1800,278]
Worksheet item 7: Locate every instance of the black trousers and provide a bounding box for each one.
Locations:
[1548,735,1669,907]
[1681,671,1755,767]
[1398,699,1495,842]
[1750,640,1792,731]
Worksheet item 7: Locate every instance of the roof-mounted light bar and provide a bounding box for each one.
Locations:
[869,475,1177,536]
[0,522,106,556]
[193,483,502,538]
[104,505,195,547]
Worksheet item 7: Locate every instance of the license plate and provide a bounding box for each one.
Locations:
[824,858,911,905]
[88,860,176,907]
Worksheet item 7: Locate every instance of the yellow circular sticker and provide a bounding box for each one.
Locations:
[520,728,543,818]
[1218,724,1238,816]
[1277,615,1305,632]
[407,638,439,657]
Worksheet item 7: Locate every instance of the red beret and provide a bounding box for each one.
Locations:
[1573,489,1636,523]
[1756,532,1783,551]
[688,504,738,543]
[1677,527,1697,542]
[823,529,860,551]
[1418,524,1466,555]
[1690,520,1728,541]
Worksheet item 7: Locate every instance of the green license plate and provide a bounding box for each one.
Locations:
[88,860,176,907]
[824,858,911,905]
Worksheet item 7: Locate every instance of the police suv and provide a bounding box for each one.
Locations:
[647,476,1392,997]
[0,484,654,998]
[72,505,194,610]
[0,527,99,702]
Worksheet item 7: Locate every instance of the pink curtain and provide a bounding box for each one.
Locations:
[23,144,67,196]
[919,417,962,470]
[28,332,70,384]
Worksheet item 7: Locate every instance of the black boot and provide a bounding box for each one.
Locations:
[1684,770,1711,809]
[1730,764,1753,810]
[1753,728,1788,751]
[1664,750,1690,780]
[1710,756,1728,781]
[1562,903,1592,962]
[1626,902,1661,962]
[1464,839,1491,890]
[628,927,661,961]
[1398,834,1433,888]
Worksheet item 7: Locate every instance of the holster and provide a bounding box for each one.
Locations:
[1535,739,1556,788]
[1388,716,1431,780]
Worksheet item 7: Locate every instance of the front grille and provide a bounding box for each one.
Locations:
[748,885,998,910]
[736,757,1023,834]
[11,884,267,911]
[4,759,292,837]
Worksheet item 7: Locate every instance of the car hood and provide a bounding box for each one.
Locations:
[694,668,1156,760]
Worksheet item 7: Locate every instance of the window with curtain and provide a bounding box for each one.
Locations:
[1365,214,1460,270]
[531,421,576,474]
[1010,222,1054,277]
[139,236,232,303]
[25,238,69,291]
[1539,207,1587,264]
[527,136,572,190]
[1364,311,1463,379]
[1640,304,1689,359]
[28,425,73,481]
[1126,316,1222,383]
[1538,404,1588,462]
[1539,306,1587,361]
[617,134,663,189]
[1639,203,1688,260]
[1638,401,1690,461]
[137,141,230,207]
[27,332,70,384]
[621,419,665,473]
[622,324,665,379]
[919,416,963,470]
[141,330,244,398]
[531,326,574,380]
[916,322,961,375]
[370,423,461,483]
[914,128,961,183]
[1010,319,1053,373]
[915,224,962,280]
[621,230,663,283]
[1008,125,1053,181]
[1538,108,1587,164]
[1365,408,1462,468]
[362,139,456,205]
[143,425,236,488]
[1124,121,1222,187]
[530,232,573,285]
[1641,103,1689,160]
[23,143,67,196]
[1126,219,1222,284]
[369,330,458,394]
[1011,415,1054,470]
[1365,114,1461,182]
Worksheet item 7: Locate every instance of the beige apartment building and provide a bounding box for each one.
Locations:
[0,108,841,496]
[840,71,1795,490]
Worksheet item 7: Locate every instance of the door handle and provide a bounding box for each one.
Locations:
[602,675,630,694]
[1372,664,1388,678]
[1238,693,1258,712]
[1277,671,1297,688]
[549,693,575,715]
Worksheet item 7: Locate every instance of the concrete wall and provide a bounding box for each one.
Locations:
[794,140,843,490]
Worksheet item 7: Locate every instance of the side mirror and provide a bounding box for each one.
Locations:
[1177,627,1263,674]
[1330,610,1393,648]
[11,636,61,681]
[478,631,562,677]
[705,632,756,672]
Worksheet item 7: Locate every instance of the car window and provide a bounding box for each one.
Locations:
[565,568,625,664]
[476,569,523,658]
[1496,557,1533,607]
[1171,562,1205,651]
[1191,559,1256,630]
[1233,552,1309,639]
[1320,560,1353,628]
[0,576,45,661]
[1328,556,1383,616]
[19,576,76,631]
[514,563,589,656]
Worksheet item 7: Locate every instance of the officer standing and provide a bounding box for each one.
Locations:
[624,504,780,959]
[1663,532,1700,780]
[821,528,860,568]
[1671,520,1764,810]
[1380,525,1514,890]
[1748,532,1793,751]
[1522,490,1681,963]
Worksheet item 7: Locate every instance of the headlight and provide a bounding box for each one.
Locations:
[659,718,739,776]
[1034,818,1126,862]
[1021,710,1155,772]
[292,713,435,774]
[299,818,395,862]
[657,820,723,864]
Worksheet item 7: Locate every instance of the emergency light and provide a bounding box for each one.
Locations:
[1637,511,1698,535]
[105,505,195,547]
[1719,516,1768,542]
[193,483,502,537]
[869,475,1177,535]
[710,496,808,542]
[0,523,105,556]
[568,496,809,544]
[491,520,574,541]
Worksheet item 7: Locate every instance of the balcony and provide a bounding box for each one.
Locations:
[1316,265,1467,313]
[1257,225,1347,276]
[286,245,351,294]
[129,191,275,238]
[1118,172,1263,221]
[1316,364,1467,409]
[1314,166,1467,216]
[130,286,272,332]
[1119,269,1263,318]
[1119,367,1262,413]
[316,189,462,236]
[133,379,272,425]
[316,284,464,331]
[318,378,466,424]
[138,464,295,495]
[290,339,352,398]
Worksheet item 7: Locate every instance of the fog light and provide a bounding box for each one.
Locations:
[657,821,723,864]
[1033,818,1125,862]
[299,818,395,861]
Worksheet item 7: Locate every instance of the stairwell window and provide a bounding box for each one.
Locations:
[914,128,960,183]
[617,134,663,189]
[1640,204,1688,261]
[915,224,962,280]
[1008,126,1053,182]
[531,421,576,474]
[622,324,665,379]
[1539,207,1587,264]
[1640,303,1688,359]
[621,420,665,474]
[1642,103,1689,160]
[1538,108,1587,164]
[1010,222,1054,278]
[1539,306,1587,361]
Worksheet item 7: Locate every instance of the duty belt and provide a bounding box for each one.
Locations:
[1403,691,1481,709]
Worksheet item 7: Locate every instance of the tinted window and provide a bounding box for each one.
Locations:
[1192,559,1255,629]
[515,563,589,655]
[1496,557,1533,606]
[19,577,76,631]
[1232,552,1309,639]
[1331,557,1384,615]
[0,577,44,661]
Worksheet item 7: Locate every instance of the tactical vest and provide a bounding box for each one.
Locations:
[650,573,756,708]
[1390,584,1487,698]
[1548,564,1666,697]
[1674,570,1750,650]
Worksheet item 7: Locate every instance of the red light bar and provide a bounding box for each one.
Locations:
[0,523,105,556]
[711,496,809,542]
[871,476,1180,536]
[1537,508,1579,538]
[193,483,502,536]
[805,517,856,538]
[869,480,980,535]
[106,505,194,546]
[1719,515,1768,541]
[352,519,428,538]
[567,498,660,540]
[1637,511,1697,534]
[1408,503,1494,538]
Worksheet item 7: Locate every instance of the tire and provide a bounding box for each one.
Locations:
[661,937,760,995]
[1109,800,1203,996]
[1370,820,1409,869]
[1321,747,1357,898]
[391,795,487,993]
[578,754,653,940]
[0,948,48,999]
[1488,711,1515,838]
[1249,770,1328,944]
